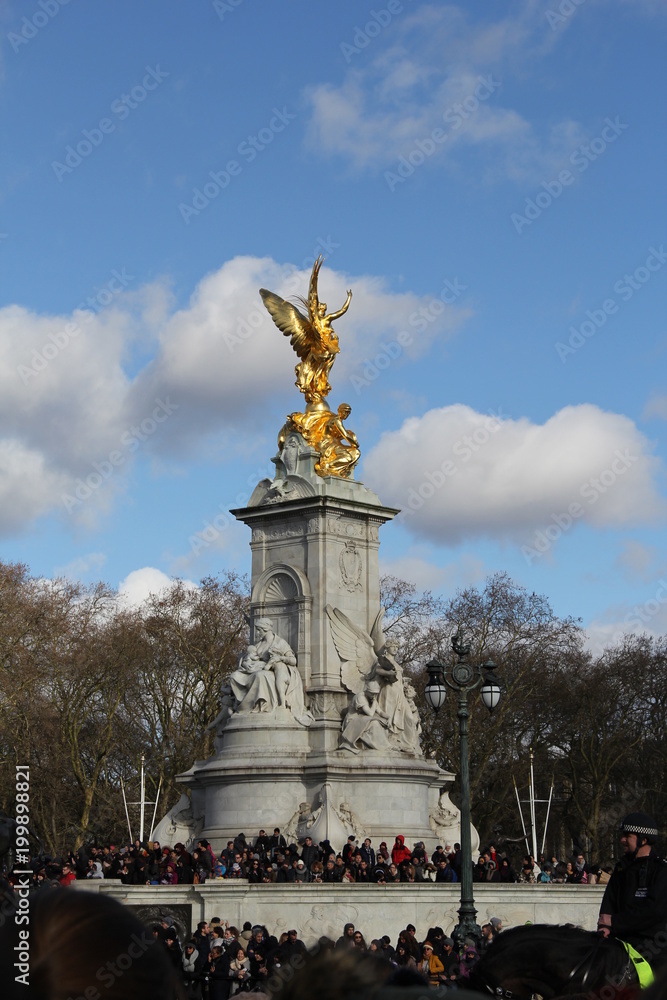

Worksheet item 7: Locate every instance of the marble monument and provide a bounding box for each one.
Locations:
[155,257,473,853]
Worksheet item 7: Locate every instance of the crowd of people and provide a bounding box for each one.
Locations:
[2,811,664,999]
[150,914,501,997]
[9,827,608,888]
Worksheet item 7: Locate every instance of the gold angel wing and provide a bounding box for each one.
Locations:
[325,605,377,695]
[259,288,317,361]
[307,255,324,319]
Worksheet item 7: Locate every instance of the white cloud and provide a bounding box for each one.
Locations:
[118,567,194,607]
[585,580,667,655]
[54,552,107,581]
[0,255,469,537]
[304,4,588,179]
[362,403,666,546]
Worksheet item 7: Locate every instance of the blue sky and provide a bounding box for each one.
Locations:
[1,0,665,649]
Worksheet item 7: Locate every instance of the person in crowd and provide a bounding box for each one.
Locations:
[208,945,231,1000]
[458,941,480,981]
[182,941,201,999]
[391,835,412,865]
[598,811,667,972]
[193,920,211,973]
[269,827,287,857]
[342,835,357,864]
[228,945,251,994]
[0,887,183,1000]
[420,941,445,986]
[394,941,417,968]
[58,862,77,886]
[385,861,400,883]
[300,835,320,868]
[498,857,516,883]
[565,860,586,883]
[360,837,376,867]
[336,922,356,949]
[519,859,536,883]
[396,927,421,964]
[480,923,494,954]
[352,930,367,951]
[441,936,459,982]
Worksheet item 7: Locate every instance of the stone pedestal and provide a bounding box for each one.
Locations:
[169,437,467,853]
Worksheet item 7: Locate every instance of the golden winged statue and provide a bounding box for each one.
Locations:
[260,256,360,479]
[259,255,352,405]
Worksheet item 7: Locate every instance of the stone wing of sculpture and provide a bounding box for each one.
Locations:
[370,607,385,652]
[259,288,318,361]
[325,605,377,694]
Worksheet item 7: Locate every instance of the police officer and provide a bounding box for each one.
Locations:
[598,812,667,974]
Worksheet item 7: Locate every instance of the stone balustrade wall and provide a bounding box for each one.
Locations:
[76,881,604,945]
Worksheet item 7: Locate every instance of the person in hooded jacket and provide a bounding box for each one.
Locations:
[335,923,356,949]
[391,835,412,865]
[86,860,104,879]
[182,942,201,1000]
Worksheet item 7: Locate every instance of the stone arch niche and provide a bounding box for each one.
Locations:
[251,564,312,687]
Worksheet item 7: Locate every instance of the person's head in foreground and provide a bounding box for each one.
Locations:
[0,887,184,999]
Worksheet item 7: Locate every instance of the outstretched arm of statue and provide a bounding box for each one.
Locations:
[325,289,352,323]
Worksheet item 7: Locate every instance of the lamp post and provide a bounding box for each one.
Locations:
[425,631,501,951]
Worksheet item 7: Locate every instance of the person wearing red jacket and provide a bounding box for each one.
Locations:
[391,835,412,865]
[58,863,76,886]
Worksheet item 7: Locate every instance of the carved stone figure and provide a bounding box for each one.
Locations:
[280,432,301,475]
[326,605,422,755]
[429,789,479,853]
[207,684,235,752]
[227,619,312,727]
[339,680,393,753]
[339,540,362,591]
[285,782,365,844]
[151,793,203,851]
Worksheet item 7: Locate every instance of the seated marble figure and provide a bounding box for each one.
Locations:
[227,618,312,727]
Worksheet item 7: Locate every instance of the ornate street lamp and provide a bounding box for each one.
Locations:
[424,632,501,951]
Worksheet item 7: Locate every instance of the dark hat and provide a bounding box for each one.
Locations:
[620,812,659,842]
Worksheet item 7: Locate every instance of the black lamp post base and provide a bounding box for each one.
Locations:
[452,913,482,952]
